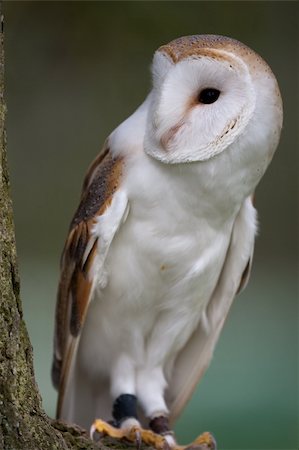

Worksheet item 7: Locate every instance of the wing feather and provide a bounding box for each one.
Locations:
[167,196,257,423]
[52,145,127,412]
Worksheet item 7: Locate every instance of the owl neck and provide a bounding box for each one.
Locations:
[145,148,262,221]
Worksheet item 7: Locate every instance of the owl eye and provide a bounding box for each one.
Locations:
[198,88,220,104]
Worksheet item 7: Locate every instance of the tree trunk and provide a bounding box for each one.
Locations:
[0,6,138,450]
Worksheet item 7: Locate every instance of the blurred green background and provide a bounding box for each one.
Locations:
[3,2,298,449]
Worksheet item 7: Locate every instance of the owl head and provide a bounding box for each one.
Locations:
[144,35,283,167]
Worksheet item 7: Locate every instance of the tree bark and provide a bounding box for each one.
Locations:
[0,6,140,450]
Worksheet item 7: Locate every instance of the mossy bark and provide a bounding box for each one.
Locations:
[0,6,149,450]
[0,5,66,449]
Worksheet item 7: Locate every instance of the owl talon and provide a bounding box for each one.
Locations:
[90,418,170,449]
[90,423,96,440]
[134,428,142,450]
[129,426,168,450]
[125,425,142,449]
[91,419,126,440]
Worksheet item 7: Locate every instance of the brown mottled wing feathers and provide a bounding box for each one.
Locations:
[52,147,123,391]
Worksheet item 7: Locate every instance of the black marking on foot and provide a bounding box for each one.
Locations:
[149,415,170,435]
[112,394,138,424]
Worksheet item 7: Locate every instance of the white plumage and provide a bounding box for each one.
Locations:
[52,35,283,443]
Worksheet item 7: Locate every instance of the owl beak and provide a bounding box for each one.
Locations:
[160,121,185,151]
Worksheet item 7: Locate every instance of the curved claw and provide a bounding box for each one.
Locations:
[90,423,96,440]
[134,429,142,450]
[90,423,102,442]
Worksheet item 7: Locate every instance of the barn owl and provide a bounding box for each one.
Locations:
[52,35,282,449]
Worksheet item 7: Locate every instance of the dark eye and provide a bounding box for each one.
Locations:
[198,88,220,104]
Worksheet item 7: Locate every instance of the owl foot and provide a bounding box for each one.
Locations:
[90,418,171,449]
[179,432,217,450]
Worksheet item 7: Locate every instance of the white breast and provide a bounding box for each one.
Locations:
[78,149,236,385]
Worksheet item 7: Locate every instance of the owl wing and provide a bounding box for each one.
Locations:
[167,196,257,423]
[52,144,129,417]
